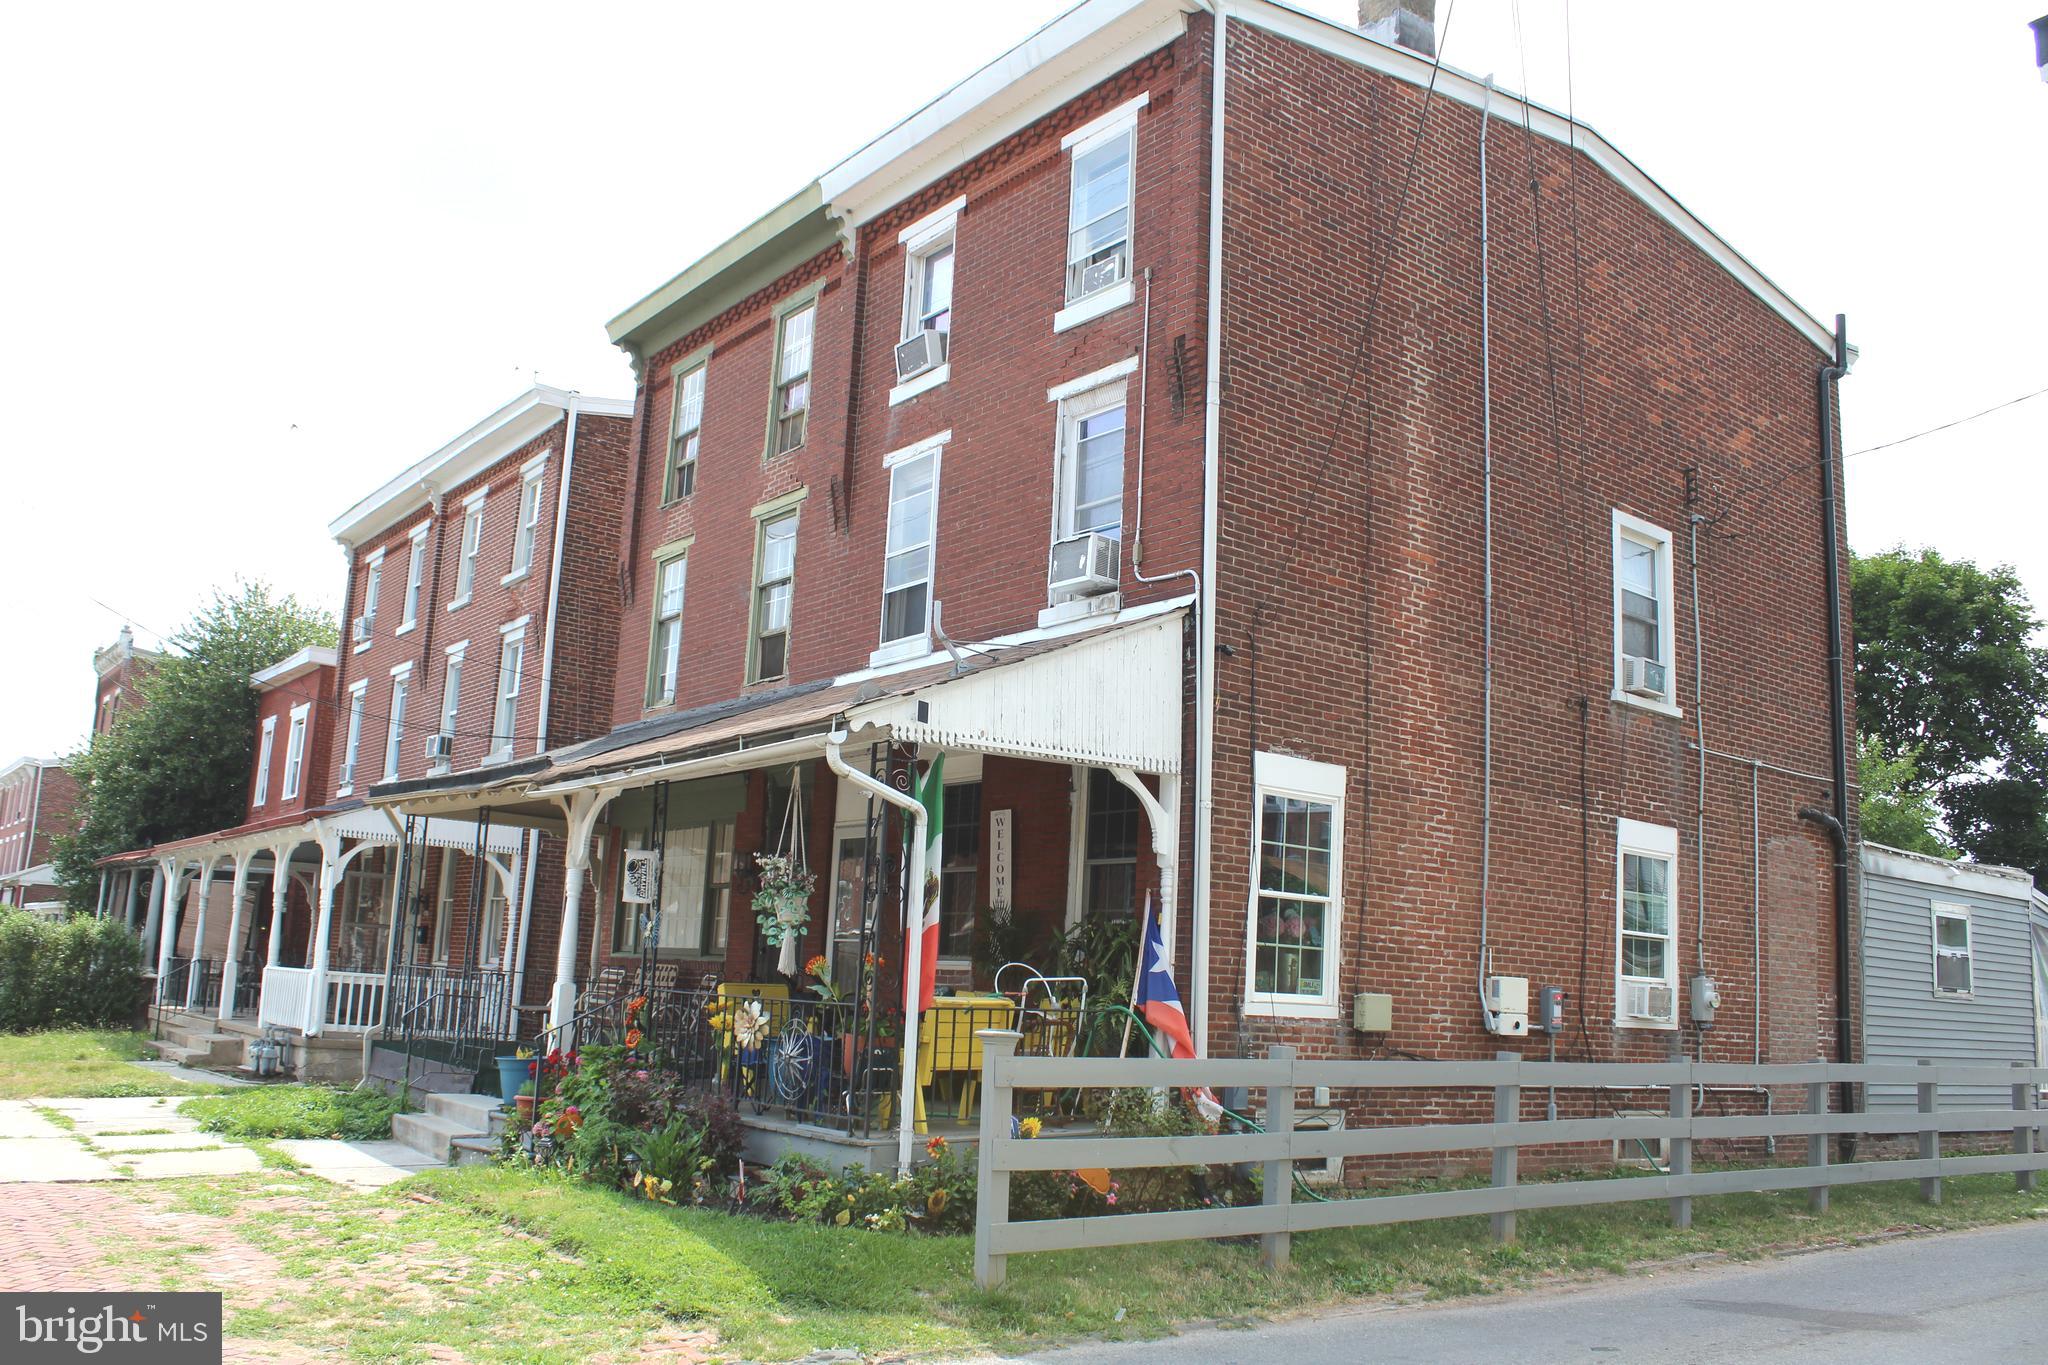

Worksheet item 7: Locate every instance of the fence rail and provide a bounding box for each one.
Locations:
[970,1033,2048,1289]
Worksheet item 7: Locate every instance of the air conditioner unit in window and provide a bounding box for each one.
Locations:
[621,848,659,905]
[1078,254,1125,296]
[1622,981,1676,1023]
[1622,654,1668,699]
[423,732,453,763]
[1048,532,1118,597]
[893,329,948,384]
[352,615,372,645]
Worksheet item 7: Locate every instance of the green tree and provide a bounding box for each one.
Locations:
[54,583,335,909]
[1855,736,1953,858]
[1852,548,2048,883]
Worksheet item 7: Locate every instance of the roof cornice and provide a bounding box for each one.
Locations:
[250,646,339,691]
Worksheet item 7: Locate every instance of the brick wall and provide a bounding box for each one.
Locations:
[244,667,336,821]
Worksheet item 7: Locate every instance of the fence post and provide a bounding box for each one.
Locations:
[1667,1042,1692,1231]
[2014,1061,2036,1195]
[1806,1063,1830,1214]
[973,1029,1021,1291]
[1491,1050,1519,1244]
[1260,1044,1296,1272]
[1918,1058,1941,1205]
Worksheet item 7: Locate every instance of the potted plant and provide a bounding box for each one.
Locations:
[753,852,816,977]
[496,1046,535,1105]
[515,1079,536,1121]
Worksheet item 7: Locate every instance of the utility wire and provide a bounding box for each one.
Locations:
[1844,383,2048,458]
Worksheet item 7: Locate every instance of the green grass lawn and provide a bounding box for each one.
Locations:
[130,1160,2048,1363]
[181,1085,402,1141]
[0,1029,230,1099]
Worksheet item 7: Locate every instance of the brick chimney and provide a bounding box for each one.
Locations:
[1360,0,1436,58]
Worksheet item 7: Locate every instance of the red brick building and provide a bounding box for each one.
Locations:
[0,757,80,914]
[91,625,160,736]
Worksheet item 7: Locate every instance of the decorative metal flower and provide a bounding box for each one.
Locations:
[733,999,770,1050]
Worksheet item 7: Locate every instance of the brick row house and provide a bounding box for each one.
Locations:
[125,1,1855,1165]
[0,757,80,914]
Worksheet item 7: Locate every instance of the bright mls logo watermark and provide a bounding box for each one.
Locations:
[3,1294,221,1363]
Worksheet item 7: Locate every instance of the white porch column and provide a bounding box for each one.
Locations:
[548,792,605,1034]
[266,847,290,967]
[217,853,253,1022]
[306,828,341,1036]
[496,844,522,975]
[153,859,183,1001]
[184,858,218,1010]
[121,870,141,933]
[139,868,165,952]
[1111,768,1180,966]
[96,871,110,919]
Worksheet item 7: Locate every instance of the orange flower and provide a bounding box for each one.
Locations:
[625,1029,643,1049]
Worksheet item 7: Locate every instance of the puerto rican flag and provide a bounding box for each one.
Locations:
[1132,895,1223,1122]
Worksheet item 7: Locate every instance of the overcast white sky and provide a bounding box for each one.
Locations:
[3,1,2042,764]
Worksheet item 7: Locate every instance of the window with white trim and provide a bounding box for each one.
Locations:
[649,554,687,705]
[880,448,939,647]
[281,704,308,801]
[252,716,277,807]
[510,463,544,577]
[1615,818,1680,1026]
[1065,120,1134,303]
[668,363,705,499]
[1612,510,1676,708]
[338,682,366,792]
[451,495,485,606]
[491,624,525,760]
[361,555,383,633]
[384,670,411,782]
[1057,383,1126,542]
[753,510,797,681]
[432,847,457,963]
[1247,752,1344,1015]
[1082,767,1139,919]
[1933,902,1973,994]
[904,235,954,343]
[771,303,815,456]
[439,644,465,745]
[401,525,428,629]
[617,820,734,958]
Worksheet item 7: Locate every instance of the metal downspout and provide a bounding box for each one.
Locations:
[1813,314,1855,1119]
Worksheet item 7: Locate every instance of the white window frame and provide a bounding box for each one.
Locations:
[440,640,467,747]
[667,361,707,500]
[873,431,948,665]
[490,617,529,762]
[750,500,801,683]
[1611,509,1679,716]
[384,663,413,783]
[1055,93,1145,331]
[1932,901,1974,997]
[1614,817,1681,1029]
[338,680,367,795]
[1244,752,1345,1020]
[770,301,816,456]
[281,703,309,801]
[399,522,429,633]
[252,715,277,807]
[505,455,547,583]
[450,490,486,610]
[358,550,384,651]
[649,552,688,706]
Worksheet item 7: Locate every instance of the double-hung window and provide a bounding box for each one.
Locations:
[617,820,734,958]
[491,620,527,761]
[1081,767,1139,919]
[400,524,428,630]
[1933,902,1973,994]
[939,780,983,959]
[339,681,367,792]
[385,666,412,782]
[359,553,382,647]
[509,459,545,579]
[667,358,706,500]
[281,704,308,801]
[1612,510,1676,709]
[1247,752,1344,1016]
[1615,818,1679,1026]
[451,492,485,608]
[879,441,941,649]
[252,716,277,807]
[439,643,466,747]
[752,508,798,681]
[769,300,815,456]
[1059,94,1144,325]
[1062,391,1126,540]
[648,551,688,706]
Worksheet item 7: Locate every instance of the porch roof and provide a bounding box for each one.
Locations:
[95,800,525,869]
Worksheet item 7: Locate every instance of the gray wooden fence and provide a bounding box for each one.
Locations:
[970,1030,2046,1289]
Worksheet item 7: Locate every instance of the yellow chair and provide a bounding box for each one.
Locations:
[917,995,1015,1127]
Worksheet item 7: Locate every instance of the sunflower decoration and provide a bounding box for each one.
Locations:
[926,1187,950,1217]
[733,999,771,1052]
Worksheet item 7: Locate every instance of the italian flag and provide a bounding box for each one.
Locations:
[905,753,944,1011]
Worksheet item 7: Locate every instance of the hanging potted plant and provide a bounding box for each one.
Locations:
[753,853,815,977]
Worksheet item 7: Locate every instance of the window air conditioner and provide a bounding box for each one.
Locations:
[621,848,659,905]
[1048,532,1118,597]
[352,615,373,645]
[423,732,453,763]
[1622,654,1668,698]
[1078,254,1125,296]
[893,329,948,384]
[1623,981,1676,1023]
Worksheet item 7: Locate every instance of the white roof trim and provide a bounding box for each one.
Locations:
[250,646,338,690]
[1862,843,2036,902]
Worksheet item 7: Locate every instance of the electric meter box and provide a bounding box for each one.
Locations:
[1352,991,1394,1033]
[1485,976,1530,1036]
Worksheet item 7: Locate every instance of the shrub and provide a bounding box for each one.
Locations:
[183,1085,401,1140]
[0,908,145,1032]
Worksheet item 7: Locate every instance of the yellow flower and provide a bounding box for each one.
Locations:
[1019,1116,1042,1139]
[927,1188,950,1216]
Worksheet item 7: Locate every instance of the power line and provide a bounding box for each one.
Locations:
[1844,383,2048,458]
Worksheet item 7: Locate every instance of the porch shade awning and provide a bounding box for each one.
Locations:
[534,606,1187,796]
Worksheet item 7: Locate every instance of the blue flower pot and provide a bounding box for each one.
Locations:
[495,1055,530,1105]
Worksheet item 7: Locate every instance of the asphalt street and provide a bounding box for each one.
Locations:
[1003,1219,2048,1363]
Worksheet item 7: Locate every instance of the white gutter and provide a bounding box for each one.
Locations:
[522,391,580,1031]
[824,729,928,1178]
[1190,0,1229,1059]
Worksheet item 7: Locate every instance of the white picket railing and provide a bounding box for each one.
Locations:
[323,970,388,1032]
[257,965,314,1030]
[257,966,388,1032]
[970,1033,2048,1289]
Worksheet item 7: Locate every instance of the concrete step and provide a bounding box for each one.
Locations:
[392,1111,478,1164]
[425,1092,503,1126]
[451,1136,498,1167]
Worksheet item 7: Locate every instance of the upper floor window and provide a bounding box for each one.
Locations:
[906,240,953,342]
[451,493,486,608]
[384,667,411,782]
[1615,817,1679,1027]
[1061,393,1126,541]
[880,446,940,648]
[770,301,815,456]
[338,682,367,793]
[252,716,277,807]
[667,359,706,500]
[440,643,466,743]
[1612,510,1676,710]
[401,524,429,630]
[359,552,383,646]
[281,704,308,801]
[753,509,798,681]
[1247,752,1344,1017]
[509,460,545,579]
[1933,902,1973,994]
[649,552,688,706]
[491,620,527,761]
